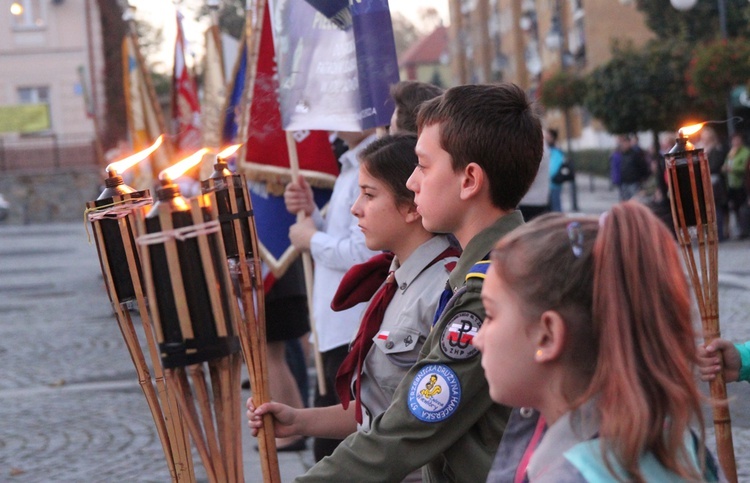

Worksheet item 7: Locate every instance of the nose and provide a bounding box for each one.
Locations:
[406,168,419,194]
[351,194,362,218]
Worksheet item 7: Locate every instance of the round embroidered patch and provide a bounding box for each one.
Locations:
[408,364,462,422]
[439,311,481,360]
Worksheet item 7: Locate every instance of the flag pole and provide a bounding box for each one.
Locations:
[285,131,328,395]
[237,0,327,395]
[123,8,173,183]
[235,0,262,167]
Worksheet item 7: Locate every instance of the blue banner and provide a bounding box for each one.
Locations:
[269,0,398,131]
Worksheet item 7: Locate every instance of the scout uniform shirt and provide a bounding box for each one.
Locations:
[296,212,523,483]
[358,235,459,431]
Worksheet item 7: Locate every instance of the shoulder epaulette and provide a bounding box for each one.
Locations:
[465,261,491,282]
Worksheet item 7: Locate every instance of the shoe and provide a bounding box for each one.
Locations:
[255,438,307,452]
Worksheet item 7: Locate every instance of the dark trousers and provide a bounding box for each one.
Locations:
[519,204,550,221]
[313,344,350,462]
[285,338,309,407]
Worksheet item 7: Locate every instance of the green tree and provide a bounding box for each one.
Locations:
[540,70,586,110]
[688,37,750,117]
[635,0,749,41]
[583,40,697,148]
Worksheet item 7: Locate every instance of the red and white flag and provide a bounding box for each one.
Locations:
[172,11,202,154]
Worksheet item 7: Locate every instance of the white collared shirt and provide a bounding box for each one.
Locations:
[309,134,379,352]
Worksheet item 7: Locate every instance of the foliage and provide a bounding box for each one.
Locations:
[540,70,586,110]
[635,0,749,41]
[133,19,165,72]
[687,38,750,116]
[572,149,612,176]
[193,0,245,40]
[583,39,697,136]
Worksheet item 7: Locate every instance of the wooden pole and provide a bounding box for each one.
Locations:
[235,0,266,166]
[88,199,194,481]
[286,131,327,395]
[218,173,281,481]
[133,205,195,481]
[665,142,737,482]
[188,364,228,483]
[168,367,218,483]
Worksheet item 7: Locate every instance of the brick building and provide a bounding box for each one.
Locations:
[448,0,654,147]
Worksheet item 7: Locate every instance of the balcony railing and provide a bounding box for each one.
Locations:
[0,133,100,172]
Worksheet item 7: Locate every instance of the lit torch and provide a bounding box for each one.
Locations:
[85,135,187,480]
[200,144,280,482]
[664,123,737,482]
[136,148,247,482]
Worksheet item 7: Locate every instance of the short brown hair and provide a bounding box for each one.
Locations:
[417,83,543,210]
[389,81,444,134]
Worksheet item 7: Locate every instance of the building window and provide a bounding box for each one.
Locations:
[18,86,50,105]
[10,0,46,29]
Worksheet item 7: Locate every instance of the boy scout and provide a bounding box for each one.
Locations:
[293,83,543,482]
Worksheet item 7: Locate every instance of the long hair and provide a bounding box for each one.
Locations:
[490,201,704,482]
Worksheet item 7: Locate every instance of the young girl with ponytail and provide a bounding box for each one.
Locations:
[474,201,722,482]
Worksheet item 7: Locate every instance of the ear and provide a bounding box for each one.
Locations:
[533,310,567,363]
[401,203,421,224]
[459,162,485,201]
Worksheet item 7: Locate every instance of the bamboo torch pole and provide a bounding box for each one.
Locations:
[664,125,737,482]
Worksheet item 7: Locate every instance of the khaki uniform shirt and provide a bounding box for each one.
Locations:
[359,235,459,431]
[296,212,523,483]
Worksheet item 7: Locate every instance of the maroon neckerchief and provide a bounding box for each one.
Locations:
[333,246,459,423]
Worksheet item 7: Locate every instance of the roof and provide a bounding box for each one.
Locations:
[399,26,448,67]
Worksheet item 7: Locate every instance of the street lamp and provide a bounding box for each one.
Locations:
[669,0,733,136]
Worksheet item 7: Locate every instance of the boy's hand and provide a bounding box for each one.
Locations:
[289,217,316,251]
[246,397,301,438]
[697,338,741,383]
[284,175,315,216]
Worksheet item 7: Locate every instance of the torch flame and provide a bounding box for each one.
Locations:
[217,144,242,160]
[678,123,705,137]
[160,148,210,181]
[106,135,164,175]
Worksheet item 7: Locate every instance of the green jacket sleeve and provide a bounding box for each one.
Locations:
[736,341,750,382]
[296,278,511,483]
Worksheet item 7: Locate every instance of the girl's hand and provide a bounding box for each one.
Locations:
[697,338,741,383]
[246,397,301,438]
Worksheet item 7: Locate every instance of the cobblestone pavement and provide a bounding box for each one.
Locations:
[1,177,748,481]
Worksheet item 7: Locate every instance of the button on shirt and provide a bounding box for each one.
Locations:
[357,236,459,431]
[309,134,379,352]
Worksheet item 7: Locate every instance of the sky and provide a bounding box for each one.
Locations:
[129,0,449,68]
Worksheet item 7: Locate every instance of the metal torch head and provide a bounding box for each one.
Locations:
[664,126,711,229]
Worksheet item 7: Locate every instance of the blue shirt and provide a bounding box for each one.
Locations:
[548,146,565,187]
